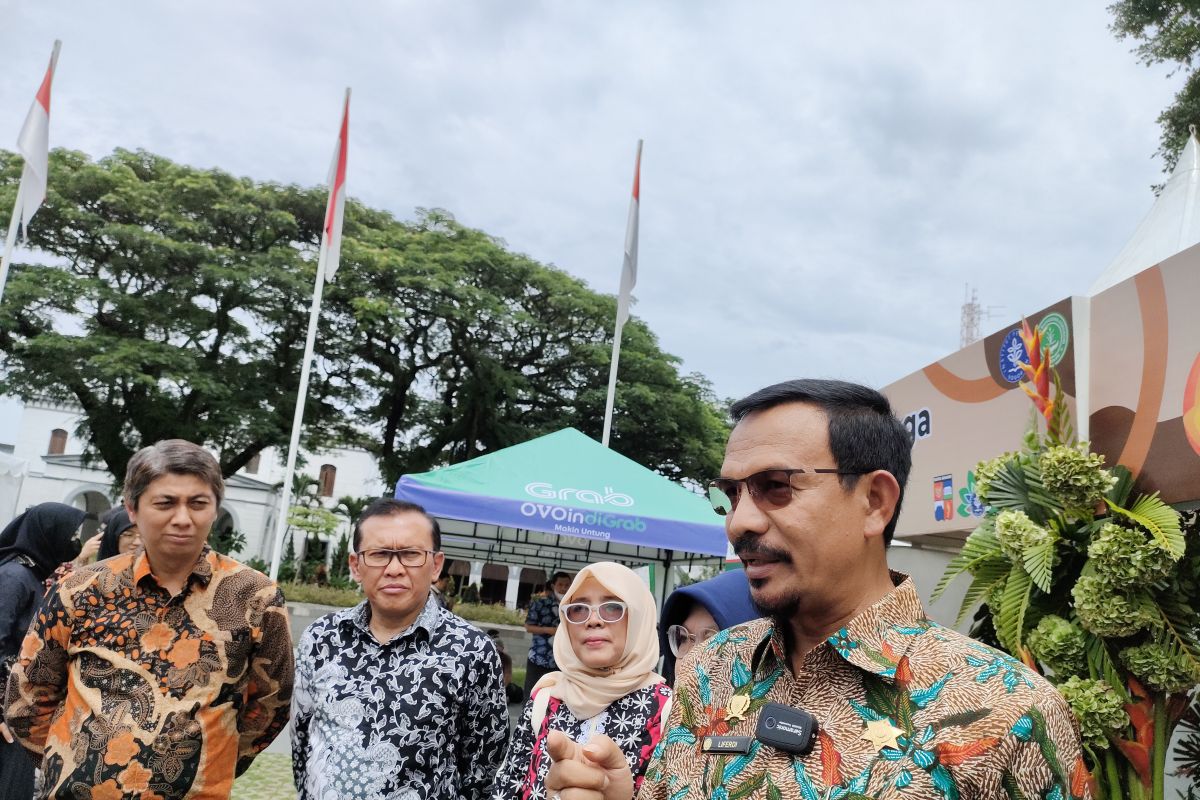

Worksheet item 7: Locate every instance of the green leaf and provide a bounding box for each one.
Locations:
[933,519,1001,601]
[984,458,1063,523]
[996,563,1033,653]
[1083,633,1128,702]
[954,559,1011,627]
[1155,593,1200,677]
[1105,464,1135,508]
[1022,534,1058,593]
[1107,491,1185,558]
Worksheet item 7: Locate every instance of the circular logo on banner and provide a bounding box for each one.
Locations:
[1185,352,1200,456]
[1037,313,1070,367]
[998,329,1029,383]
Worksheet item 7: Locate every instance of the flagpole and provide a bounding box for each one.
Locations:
[0,183,25,306]
[268,87,350,580]
[601,316,626,447]
[601,139,641,447]
[268,243,330,580]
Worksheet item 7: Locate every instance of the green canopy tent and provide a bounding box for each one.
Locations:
[394,428,728,603]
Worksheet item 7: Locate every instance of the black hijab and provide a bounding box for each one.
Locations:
[0,502,86,580]
[97,507,136,560]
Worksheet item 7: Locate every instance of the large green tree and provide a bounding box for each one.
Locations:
[1110,1,1200,171]
[0,148,349,480]
[0,148,728,488]
[324,208,728,486]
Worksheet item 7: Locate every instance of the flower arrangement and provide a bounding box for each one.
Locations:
[936,320,1198,800]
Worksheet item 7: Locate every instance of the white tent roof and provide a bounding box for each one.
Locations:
[1090,129,1200,296]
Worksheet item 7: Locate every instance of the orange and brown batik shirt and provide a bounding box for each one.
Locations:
[4,546,293,799]
[640,572,1090,800]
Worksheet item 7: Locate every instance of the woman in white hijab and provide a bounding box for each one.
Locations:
[490,562,671,799]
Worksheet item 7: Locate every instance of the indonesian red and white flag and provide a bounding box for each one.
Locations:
[16,40,61,235]
[319,89,350,281]
[616,140,641,326]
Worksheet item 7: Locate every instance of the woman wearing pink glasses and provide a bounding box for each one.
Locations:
[489,561,671,800]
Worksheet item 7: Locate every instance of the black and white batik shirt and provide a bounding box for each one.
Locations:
[292,594,508,800]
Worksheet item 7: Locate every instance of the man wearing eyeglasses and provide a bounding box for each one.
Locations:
[545,379,1087,800]
[291,498,508,799]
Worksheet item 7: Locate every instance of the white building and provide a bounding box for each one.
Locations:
[0,395,388,563]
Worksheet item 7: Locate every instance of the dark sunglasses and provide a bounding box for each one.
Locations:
[706,468,869,516]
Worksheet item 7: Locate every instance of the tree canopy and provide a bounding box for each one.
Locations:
[0,147,728,489]
[1110,1,1200,171]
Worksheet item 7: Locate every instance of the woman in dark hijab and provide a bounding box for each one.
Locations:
[658,569,762,686]
[0,502,85,797]
[96,507,139,560]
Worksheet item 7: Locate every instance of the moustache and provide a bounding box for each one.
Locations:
[731,536,792,563]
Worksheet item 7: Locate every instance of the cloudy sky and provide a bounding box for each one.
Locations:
[0,2,1182,404]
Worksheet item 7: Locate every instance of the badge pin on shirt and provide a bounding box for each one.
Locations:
[725,694,751,725]
[860,718,904,752]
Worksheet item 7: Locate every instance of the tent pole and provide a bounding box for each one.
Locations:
[660,548,675,608]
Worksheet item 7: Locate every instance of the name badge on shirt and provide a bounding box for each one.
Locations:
[702,736,752,755]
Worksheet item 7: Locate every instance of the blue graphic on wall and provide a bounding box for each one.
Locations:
[998,329,1029,383]
[957,471,986,518]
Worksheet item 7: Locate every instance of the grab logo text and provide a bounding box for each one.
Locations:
[524,482,634,507]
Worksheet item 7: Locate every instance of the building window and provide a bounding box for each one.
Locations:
[48,429,68,455]
[245,453,261,474]
[318,464,336,497]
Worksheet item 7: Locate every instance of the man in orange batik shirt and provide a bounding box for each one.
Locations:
[5,439,293,799]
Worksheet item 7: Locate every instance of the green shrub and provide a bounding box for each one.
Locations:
[244,557,269,575]
[455,602,524,626]
[280,581,362,607]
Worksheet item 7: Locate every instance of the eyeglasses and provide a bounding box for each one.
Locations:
[666,623,719,657]
[356,548,437,568]
[707,468,868,516]
[562,601,628,625]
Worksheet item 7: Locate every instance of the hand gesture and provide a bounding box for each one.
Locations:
[74,532,102,565]
[544,730,635,800]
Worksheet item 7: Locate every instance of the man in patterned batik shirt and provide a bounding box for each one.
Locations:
[546,380,1090,800]
[292,499,508,799]
[523,570,572,697]
[5,439,293,799]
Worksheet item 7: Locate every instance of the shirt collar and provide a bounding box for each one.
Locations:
[343,591,442,644]
[133,545,216,590]
[753,571,931,683]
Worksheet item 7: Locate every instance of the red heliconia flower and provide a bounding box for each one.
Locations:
[1017,319,1054,424]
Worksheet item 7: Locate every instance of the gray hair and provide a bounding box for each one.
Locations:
[124,439,224,509]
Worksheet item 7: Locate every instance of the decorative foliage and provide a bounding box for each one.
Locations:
[1119,643,1200,695]
[1027,615,1087,679]
[1057,677,1130,750]
[1038,444,1116,513]
[1087,523,1175,588]
[935,326,1195,800]
[974,452,1019,505]
[995,510,1056,565]
[1072,577,1159,638]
